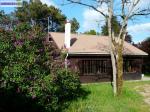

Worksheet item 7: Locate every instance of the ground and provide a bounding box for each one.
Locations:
[137,76,150,106]
[142,76,150,81]
[135,84,150,106]
[64,81,150,112]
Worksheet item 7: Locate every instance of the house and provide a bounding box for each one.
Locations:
[48,21,148,83]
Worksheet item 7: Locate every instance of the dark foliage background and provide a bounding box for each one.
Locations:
[138,37,150,74]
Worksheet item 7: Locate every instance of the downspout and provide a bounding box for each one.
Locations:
[65,52,69,69]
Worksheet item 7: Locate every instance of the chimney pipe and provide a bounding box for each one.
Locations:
[65,20,71,49]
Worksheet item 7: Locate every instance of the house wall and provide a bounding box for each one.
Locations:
[68,55,143,83]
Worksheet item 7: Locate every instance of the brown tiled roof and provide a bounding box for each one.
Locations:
[49,32,148,56]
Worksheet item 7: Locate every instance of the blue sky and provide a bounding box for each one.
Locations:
[0,0,150,43]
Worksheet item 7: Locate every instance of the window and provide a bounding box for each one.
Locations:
[49,37,53,42]
[79,59,111,75]
[123,59,141,73]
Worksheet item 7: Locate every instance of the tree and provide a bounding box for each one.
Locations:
[0,11,12,30]
[125,32,133,43]
[84,30,97,35]
[64,0,150,96]
[15,1,79,32]
[58,17,80,33]
[15,1,66,31]
[71,18,80,33]
[138,37,150,73]
[84,29,97,35]
[101,16,133,43]
[30,0,41,3]
[101,16,121,36]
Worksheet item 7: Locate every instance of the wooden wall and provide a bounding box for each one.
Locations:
[68,55,143,83]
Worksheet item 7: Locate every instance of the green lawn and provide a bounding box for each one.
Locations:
[64,81,150,112]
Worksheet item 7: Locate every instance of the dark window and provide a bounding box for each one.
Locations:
[123,59,141,73]
[49,37,53,42]
[79,59,111,75]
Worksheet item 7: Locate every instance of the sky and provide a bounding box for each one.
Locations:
[0,0,150,43]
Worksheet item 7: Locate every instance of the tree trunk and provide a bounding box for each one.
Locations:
[108,0,117,96]
[108,19,117,95]
[110,46,117,95]
[116,44,123,95]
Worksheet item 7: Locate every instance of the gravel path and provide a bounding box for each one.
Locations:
[142,76,150,81]
[135,84,150,107]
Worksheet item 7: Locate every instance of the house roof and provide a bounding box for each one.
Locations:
[49,32,148,56]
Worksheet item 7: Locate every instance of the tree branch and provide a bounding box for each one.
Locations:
[66,0,107,17]
[129,8,150,19]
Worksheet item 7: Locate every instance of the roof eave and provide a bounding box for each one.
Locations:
[68,52,148,57]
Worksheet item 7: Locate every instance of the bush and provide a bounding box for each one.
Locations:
[39,69,81,111]
[0,24,81,112]
[52,69,80,101]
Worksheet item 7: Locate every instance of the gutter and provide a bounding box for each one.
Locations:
[68,52,148,57]
[68,52,109,55]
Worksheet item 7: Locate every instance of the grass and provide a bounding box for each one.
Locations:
[64,81,150,112]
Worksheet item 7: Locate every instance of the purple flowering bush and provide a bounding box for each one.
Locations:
[0,23,81,112]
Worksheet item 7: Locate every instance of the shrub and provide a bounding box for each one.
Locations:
[0,23,81,112]
[38,69,81,111]
[51,69,80,101]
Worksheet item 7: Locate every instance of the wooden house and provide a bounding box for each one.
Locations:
[48,22,148,83]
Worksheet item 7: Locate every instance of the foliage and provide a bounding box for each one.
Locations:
[0,23,51,98]
[138,37,150,73]
[15,1,79,32]
[0,11,16,30]
[84,29,98,35]
[125,32,133,43]
[13,22,32,32]
[65,81,150,112]
[41,69,81,111]
[0,23,81,112]
[71,18,80,33]
[30,0,41,3]
[101,16,132,43]
[0,11,9,24]
[101,16,121,36]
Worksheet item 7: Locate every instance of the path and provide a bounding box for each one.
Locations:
[142,76,150,81]
[135,84,150,108]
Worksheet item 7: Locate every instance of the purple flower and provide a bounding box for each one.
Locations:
[39,48,44,52]
[17,87,20,93]
[14,39,24,47]
[32,94,36,99]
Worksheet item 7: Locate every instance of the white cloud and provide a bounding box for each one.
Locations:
[128,23,150,33]
[82,0,150,31]
[25,0,57,7]
[127,23,150,43]
[40,0,57,7]
[82,4,108,32]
